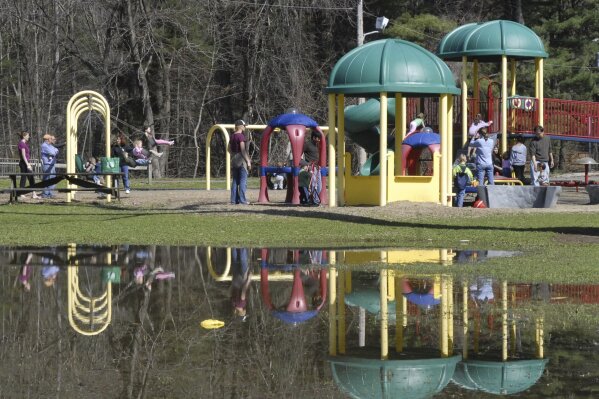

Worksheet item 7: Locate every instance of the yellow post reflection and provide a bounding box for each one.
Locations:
[462,281,469,360]
[380,269,389,360]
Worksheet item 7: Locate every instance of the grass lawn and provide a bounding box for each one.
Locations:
[1,188,599,284]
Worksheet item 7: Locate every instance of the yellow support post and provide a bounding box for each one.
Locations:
[501,55,508,153]
[328,94,337,207]
[439,94,448,206]
[510,59,517,131]
[337,95,346,206]
[462,56,469,147]
[447,95,454,207]
[395,93,403,176]
[379,92,388,206]
[538,58,544,126]
[473,60,480,115]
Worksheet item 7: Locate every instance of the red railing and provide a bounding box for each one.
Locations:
[407,97,599,140]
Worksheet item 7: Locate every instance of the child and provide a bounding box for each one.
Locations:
[271,162,286,190]
[501,151,512,178]
[298,161,312,205]
[132,139,161,165]
[536,162,550,186]
[83,156,104,185]
[144,126,174,147]
[452,154,473,207]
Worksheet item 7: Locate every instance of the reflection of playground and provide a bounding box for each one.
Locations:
[328,265,547,398]
[207,247,330,324]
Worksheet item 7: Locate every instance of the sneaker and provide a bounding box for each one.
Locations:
[125,189,130,194]
[168,140,175,145]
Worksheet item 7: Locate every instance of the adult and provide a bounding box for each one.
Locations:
[406,112,426,136]
[302,130,322,196]
[40,134,59,198]
[469,127,495,186]
[17,131,39,199]
[510,135,527,183]
[228,119,251,205]
[467,114,493,160]
[112,133,133,194]
[529,125,554,186]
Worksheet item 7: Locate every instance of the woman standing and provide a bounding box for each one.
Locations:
[17,131,39,199]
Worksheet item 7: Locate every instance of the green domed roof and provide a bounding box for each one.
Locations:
[330,355,461,399]
[438,20,548,62]
[326,39,460,96]
[452,359,548,395]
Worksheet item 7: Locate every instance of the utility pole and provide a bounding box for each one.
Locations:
[355,0,368,169]
[357,0,365,46]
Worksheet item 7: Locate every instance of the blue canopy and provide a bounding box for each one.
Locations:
[268,113,319,129]
[402,132,441,147]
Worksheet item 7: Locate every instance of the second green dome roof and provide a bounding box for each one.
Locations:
[438,20,548,62]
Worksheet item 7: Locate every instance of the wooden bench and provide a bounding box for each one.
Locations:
[4,172,122,203]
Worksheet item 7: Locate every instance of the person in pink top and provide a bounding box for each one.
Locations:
[143,126,174,154]
[17,131,39,199]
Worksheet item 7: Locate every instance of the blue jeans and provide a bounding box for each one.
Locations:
[455,189,466,207]
[476,164,494,186]
[120,165,130,190]
[231,167,248,204]
[42,164,56,197]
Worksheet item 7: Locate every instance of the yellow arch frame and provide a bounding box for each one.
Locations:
[67,244,112,336]
[66,91,112,202]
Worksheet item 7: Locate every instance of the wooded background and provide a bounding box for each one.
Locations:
[1,0,598,177]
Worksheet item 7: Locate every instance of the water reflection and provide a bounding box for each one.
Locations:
[0,245,596,398]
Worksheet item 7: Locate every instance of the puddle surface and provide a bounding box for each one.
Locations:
[0,245,594,398]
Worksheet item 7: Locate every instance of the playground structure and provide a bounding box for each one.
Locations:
[257,112,328,205]
[203,20,599,207]
[65,91,114,202]
[326,38,459,206]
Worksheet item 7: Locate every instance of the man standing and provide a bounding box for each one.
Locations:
[469,127,495,186]
[228,119,252,204]
[529,125,554,186]
[41,134,59,198]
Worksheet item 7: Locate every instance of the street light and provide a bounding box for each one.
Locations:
[357,0,388,46]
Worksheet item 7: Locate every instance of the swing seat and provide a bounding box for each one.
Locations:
[75,154,85,174]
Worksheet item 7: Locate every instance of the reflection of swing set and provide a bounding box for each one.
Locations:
[328,267,548,397]
[67,244,115,336]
